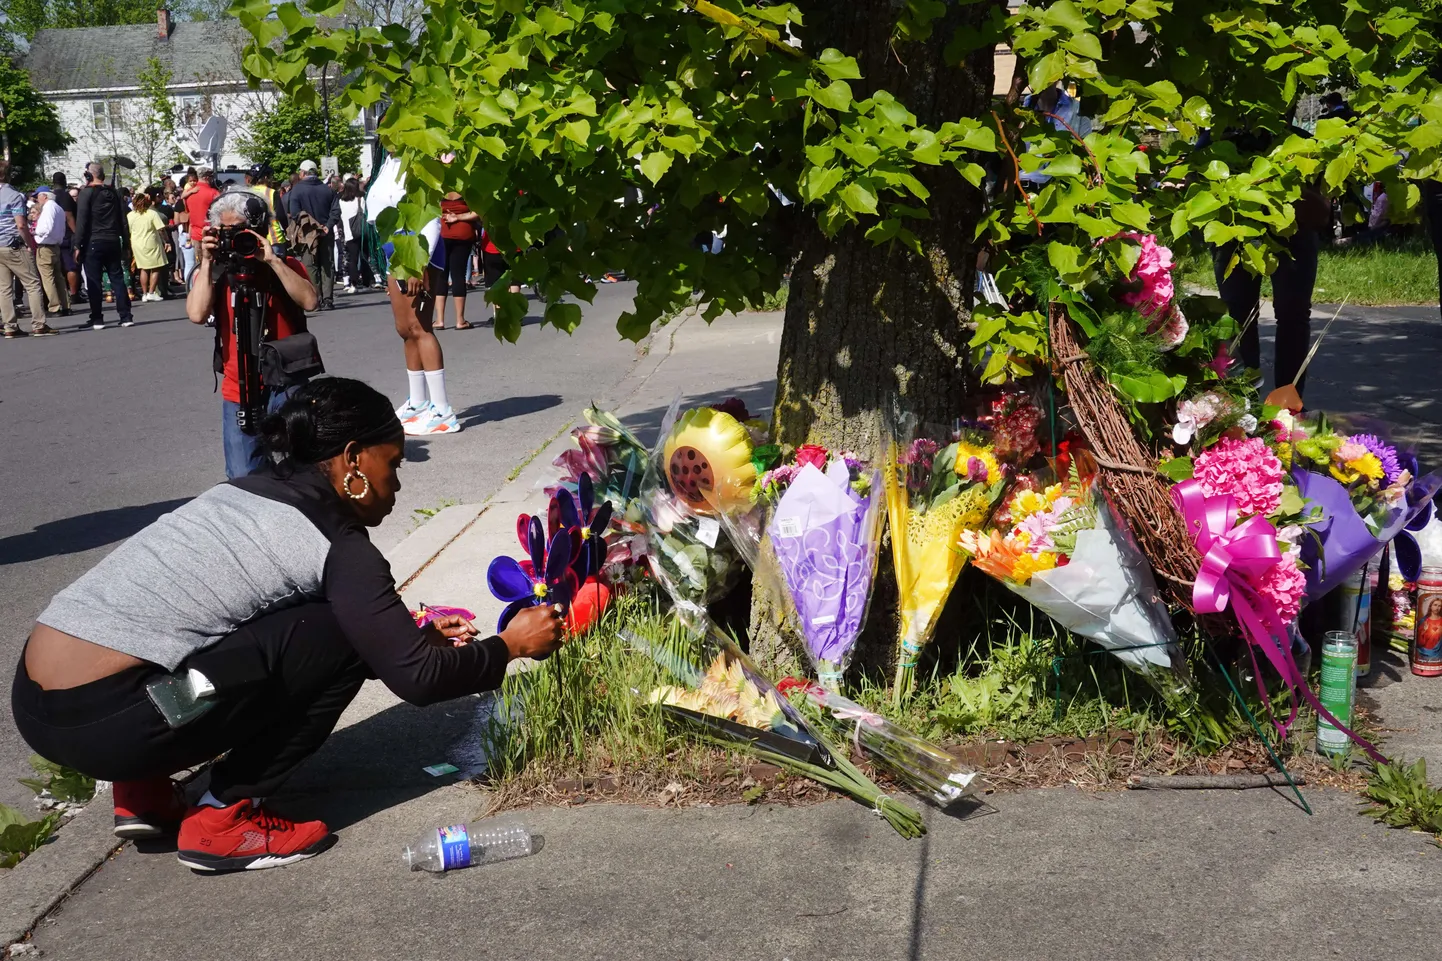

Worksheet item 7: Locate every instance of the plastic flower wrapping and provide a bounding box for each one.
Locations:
[626,626,925,838]
[886,417,1008,703]
[778,678,979,808]
[960,466,1187,683]
[638,395,764,633]
[1283,412,1440,598]
[547,406,651,583]
[718,442,883,691]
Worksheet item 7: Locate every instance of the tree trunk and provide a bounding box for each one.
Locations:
[750,2,1003,678]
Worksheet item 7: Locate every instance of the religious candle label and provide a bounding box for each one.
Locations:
[1413,576,1442,677]
[1316,643,1357,756]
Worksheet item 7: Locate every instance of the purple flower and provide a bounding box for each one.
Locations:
[905,438,939,466]
[488,516,578,632]
[1350,433,1402,486]
[554,472,614,580]
[966,456,989,484]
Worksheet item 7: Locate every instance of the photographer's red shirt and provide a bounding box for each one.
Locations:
[216,256,310,403]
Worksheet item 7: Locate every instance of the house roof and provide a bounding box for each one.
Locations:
[24,20,254,94]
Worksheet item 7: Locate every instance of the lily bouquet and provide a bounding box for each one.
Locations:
[638,397,763,632]
[628,626,925,838]
[727,443,884,690]
[886,420,1007,704]
[960,467,1186,682]
[548,406,651,581]
[1280,412,1439,597]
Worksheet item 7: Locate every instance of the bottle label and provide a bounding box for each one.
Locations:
[1317,646,1356,746]
[437,824,471,870]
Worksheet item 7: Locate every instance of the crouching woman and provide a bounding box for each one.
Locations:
[10,377,563,872]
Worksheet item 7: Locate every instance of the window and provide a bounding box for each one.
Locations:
[90,100,123,131]
[178,95,210,128]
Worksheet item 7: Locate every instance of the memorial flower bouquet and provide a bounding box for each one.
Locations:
[1281,413,1439,597]
[729,443,884,691]
[628,627,925,838]
[639,397,764,632]
[886,420,1007,704]
[959,467,1186,682]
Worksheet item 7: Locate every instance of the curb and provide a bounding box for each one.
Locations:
[0,786,120,948]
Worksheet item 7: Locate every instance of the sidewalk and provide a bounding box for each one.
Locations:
[12,305,1442,959]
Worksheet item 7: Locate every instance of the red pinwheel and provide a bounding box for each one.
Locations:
[486,515,577,632]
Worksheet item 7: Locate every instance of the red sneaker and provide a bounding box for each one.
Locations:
[112,778,186,839]
[176,800,333,872]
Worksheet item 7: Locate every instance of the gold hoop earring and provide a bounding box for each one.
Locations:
[343,470,371,501]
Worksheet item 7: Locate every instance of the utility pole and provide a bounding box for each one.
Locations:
[321,64,331,154]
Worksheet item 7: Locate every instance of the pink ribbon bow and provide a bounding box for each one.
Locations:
[1173,480,1384,763]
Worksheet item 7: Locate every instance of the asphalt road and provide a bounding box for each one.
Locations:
[0,283,649,810]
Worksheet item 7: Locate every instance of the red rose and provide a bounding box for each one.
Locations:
[794,444,829,470]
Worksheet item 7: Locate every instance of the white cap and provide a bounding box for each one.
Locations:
[299,160,318,172]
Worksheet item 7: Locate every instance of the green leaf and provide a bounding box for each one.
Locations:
[1182,96,1212,127]
[1046,241,1083,280]
[839,181,878,215]
[1028,51,1066,91]
[544,302,583,333]
[1158,457,1194,481]
[1039,0,1090,34]
[1325,150,1355,190]
[640,150,674,184]
[1112,202,1150,230]
[1110,369,1187,404]
[817,48,862,80]
[809,79,853,112]
[1063,33,1103,60]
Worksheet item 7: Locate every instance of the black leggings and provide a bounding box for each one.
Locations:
[11,604,369,803]
[1213,229,1319,392]
[344,238,373,288]
[427,237,473,298]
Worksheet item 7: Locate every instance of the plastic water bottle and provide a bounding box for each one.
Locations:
[402,822,537,872]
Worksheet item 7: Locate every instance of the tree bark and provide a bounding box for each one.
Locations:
[750,2,1004,678]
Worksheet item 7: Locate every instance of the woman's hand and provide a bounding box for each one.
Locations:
[428,613,480,648]
[404,275,424,298]
[198,225,218,264]
[499,604,565,660]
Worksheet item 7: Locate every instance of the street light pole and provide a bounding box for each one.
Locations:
[321,65,332,154]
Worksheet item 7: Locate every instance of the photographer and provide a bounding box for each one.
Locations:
[188,190,319,478]
[11,377,567,873]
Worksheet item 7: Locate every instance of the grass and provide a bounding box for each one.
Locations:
[1363,757,1442,845]
[506,419,576,483]
[1178,235,1439,307]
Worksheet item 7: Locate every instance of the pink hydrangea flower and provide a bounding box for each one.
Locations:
[1258,557,1307,624]
[1193,436,1285,518]
[1115,232,1176,321]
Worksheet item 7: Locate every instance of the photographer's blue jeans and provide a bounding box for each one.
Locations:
[222,388,292,479]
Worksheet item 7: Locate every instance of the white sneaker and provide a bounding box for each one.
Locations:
[119,320,134,327]
[395,399,428,423]
[404,404,461,436]
[91,321,106,330]
[343,285,356,294]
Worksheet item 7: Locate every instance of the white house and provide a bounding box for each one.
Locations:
[24,9,378,184]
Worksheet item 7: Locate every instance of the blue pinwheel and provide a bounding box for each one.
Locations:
[486,515,577,632]
[555,472,614,581]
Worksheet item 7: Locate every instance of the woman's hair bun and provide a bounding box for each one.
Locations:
[260,377,402,464]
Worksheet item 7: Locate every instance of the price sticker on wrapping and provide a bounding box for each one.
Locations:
[777,517,802,538]
[695,516,721,548]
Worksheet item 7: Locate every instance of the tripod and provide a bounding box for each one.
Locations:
[229,264,269,436]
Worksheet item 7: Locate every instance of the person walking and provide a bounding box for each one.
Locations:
[338,179,368,294]
[31,187,70,318]
[285,160,339,310]
[433,191,478,329]
[127,191,170,303]
[0,163,56,339]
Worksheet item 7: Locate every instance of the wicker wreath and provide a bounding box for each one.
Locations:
[1049,303,1202,610]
